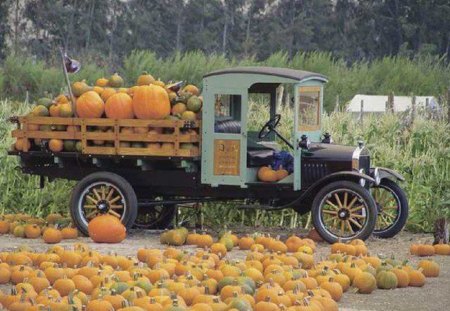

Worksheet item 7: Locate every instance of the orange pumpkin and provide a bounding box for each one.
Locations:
[95,77,109,87]
[132,85,170,120]
[257,166,278,182]
[48,139,64,153]
[88,214,126,243]
[275,166,289,180]
[76,91,105,118]
[137,71,155,86]
[42,228,62,244]
[105,93,134,119]
[183,84,200,96]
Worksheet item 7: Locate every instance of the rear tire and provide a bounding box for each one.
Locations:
[69,172,138,236]
[311,181,377,243]
[134,203,177,229]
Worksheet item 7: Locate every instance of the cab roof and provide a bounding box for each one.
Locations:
[203,66,328,83]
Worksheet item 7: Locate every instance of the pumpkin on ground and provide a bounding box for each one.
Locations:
[105,93,134,119]
[76,91,105,118]
[418,260,440,277]
[353,271,377,294]
[88,214,126,243]
[132,85,171,120]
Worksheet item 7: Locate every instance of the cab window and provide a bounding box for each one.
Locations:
[298,86,321,131]
[214,94,241,134]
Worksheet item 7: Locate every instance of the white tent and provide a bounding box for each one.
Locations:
[346,94,438,114]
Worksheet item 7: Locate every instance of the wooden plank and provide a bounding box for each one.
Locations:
[117,133,177,142]
[21,116,81,126]
[82,118,116,126]
[85,132,116,140]
[84,146,116,155]
[117,147,175,157]
[12,130,81,140]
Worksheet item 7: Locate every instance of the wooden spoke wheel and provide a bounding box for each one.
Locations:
[312,181,377,243]
[371,179,409,238]
[70,172,138,236]
[134,200,176,229]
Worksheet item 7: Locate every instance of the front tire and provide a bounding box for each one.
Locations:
[372,179,408,238]
[311,181,378,243]
[69,172,138,236]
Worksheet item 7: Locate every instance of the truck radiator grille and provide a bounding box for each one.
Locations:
[302,162,329,185]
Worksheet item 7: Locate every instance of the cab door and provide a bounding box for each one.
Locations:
[293,84,323,190]
[204,90,248,187]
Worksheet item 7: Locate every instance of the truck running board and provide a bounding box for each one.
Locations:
[237,204,287,211]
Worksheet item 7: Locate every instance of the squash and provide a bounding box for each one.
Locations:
[88,214,126,243]
[257,166,278,182]
[61,227,78,239]
[72,80,90,97]
[183,84,200,96]
[24,224,41,239]
[101,87,117,102]
[105,93,134,119]
[418,260,440,277]
[132,85,171,120]
[275,166,289,180]
[95,77,109,87]
[108,73,124,88]
[352,271,376,294]
[137,71,155,86]
[181,110,196,121]
[14,138,31,152]
[48,139,64,152]
[376,270,398,289]
[31,105,50,116]
[59,103,73,117]
[76,91,105,118]
[417,244,435,256]
[171,102,187,115]
[42,228,63,244]
[187,95,202,113]
[433,243,450,255]
[408,269,426,287]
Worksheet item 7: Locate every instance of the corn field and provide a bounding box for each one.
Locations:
[1,99,448,232]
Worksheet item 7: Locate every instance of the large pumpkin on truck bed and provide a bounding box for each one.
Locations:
[105,93,134,119]
[76,91,105,118]
[132,85,170,120]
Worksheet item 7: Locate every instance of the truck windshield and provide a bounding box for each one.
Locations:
[298,86,321,131]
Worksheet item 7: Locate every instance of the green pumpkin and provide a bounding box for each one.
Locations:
[186,95,202,113]
[109,281,130,294]
[376,270,398,289]
[227,297,252,311]
[217,276,235,291]
[63,140,76,152]
[37,97,53,109]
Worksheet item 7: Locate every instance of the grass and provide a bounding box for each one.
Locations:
[1,98,448,232]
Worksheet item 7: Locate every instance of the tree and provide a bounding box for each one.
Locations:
[0,0,11,60]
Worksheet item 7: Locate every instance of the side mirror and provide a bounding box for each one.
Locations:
[299,135,310,150]
[64,54,81,74]
[322,132,333,144]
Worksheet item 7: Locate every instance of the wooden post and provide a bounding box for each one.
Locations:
[334,94,340,112]
[359,99,364,127]
[59,48,77,117]
[388,92,394,113]
[411,95,416,125]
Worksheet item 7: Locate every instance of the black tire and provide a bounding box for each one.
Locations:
[134,204,177,229]
[372,179,409,238]
[69,172,138,236]
[311,181,378,243]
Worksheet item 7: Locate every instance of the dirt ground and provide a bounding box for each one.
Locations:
[0,230,449,311]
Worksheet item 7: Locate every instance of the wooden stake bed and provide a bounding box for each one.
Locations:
[11,116,201,158]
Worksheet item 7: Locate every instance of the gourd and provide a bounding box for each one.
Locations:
[105,93,134,119]
[183,84,200,96]
[72,80,90,97]
[88,214,126,243]
[352,271,376,294]
[76,91,105,118]
[132,85,171,120]
[376,270,398,289]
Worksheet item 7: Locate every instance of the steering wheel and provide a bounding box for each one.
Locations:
[258,114,281,139]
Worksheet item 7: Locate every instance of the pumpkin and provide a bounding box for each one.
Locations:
[72,80,90,97]
[32,105,50,116]
[61,227,78,239]
[275,166,289,181]
[391,268,410,288]
[59,103,73,117]
[417,244,435,256]
[171,102,187,115]
[24,224,41,239]
[53,277,76,296]
[183,84,200,96]
[181,110,196,121]
[376,270,398,289]
[408,269,426,287]
[48,139,64,152]
[239,236,255,250]
[320,279,343,302]
[137,71,155,86]
[418,260,440,277]
[132,85,171,120]
[99,88,116,103]
[352,271,376,294]
[433,243,450,255]
[88,214,126,243]
[14,138,31,152]
[257,166,278,182]
[76,91,105,118]
[187,96,202,113]
[95,77,109,87]
[211,243,227,258]
[108,73,124,88]
[42,228,62,244]
[196,233,214,248]
[105,93,134,119]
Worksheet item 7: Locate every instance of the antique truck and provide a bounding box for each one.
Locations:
[9,66,408,243]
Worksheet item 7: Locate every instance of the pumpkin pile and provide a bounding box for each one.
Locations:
[410,243,450,256]
[14,72,202,154]
[0,230,446,311]
[0,213,79,244]
[257,166,289,182]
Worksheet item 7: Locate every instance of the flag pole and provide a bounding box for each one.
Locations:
[59,47,78,117]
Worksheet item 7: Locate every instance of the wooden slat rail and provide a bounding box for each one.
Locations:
[11,116,201,157]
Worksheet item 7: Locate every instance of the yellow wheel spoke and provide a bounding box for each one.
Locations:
[334,193,343,209]
[346,196,358,210]
[86,211,98,219]
[325,200,339,210]
[106,188,114,201]
[93,188,102,201]
[86,195,98,204]
[346,220,354,234]
[101,186,106,200]
[382,212,396,219]
[350,205,363,213]
[109,195,122,205]
[110,205,124,209]
[343,192,348,208]
[84,204,97,209]
[108,210,121,218]
[351,213,366,219]
[340,220,345,235]
[323,209,338,215]
[349,217,362,228]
